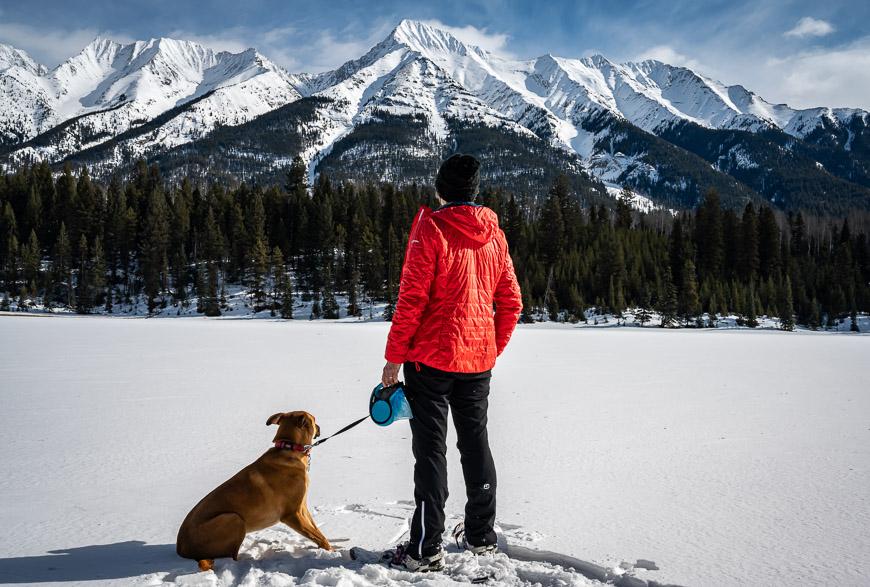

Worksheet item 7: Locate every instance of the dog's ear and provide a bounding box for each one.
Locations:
[296,413,309,428]
[266,412,285,426]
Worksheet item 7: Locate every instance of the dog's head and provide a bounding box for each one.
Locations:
[266,411,321,445]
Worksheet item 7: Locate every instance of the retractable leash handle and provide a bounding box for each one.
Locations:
[304,381,414,451]
[369,381,413,426]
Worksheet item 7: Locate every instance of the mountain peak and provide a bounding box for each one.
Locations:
[388,19,486,59]
[81,36,123,57]
[0,43,47,75]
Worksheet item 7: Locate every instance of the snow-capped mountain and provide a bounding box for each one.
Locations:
[2,19,869,213]
[1,37,306,164]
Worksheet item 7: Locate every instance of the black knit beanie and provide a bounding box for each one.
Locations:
[435,154,481,202]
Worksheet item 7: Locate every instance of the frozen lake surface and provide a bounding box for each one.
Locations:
[0,316,868,586]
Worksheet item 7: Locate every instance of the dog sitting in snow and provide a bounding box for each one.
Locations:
[176,411,332,571]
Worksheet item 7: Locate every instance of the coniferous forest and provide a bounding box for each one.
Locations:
[1,158,868,331]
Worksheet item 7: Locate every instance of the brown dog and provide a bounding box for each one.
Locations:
[176,411,332,571]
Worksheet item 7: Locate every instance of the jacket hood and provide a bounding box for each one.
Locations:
[431,204,499,245]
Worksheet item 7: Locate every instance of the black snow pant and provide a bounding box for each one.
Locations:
[403,361,497,558]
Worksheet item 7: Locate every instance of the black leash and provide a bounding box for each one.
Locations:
[307,414,370,450]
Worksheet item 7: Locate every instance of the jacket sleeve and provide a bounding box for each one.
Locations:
[385,217,439,364]
[493,235,523,356]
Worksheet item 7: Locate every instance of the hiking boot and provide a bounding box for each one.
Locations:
[387,542,445,572]
[452,522,499,555]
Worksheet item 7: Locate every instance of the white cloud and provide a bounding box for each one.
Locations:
[420,19,513,57]
[637,45,704,71]
[169,22,392,73]
[784,17,835,38]
[166,28,252,54]
[0,21,133,67]
[763,37,870,109]
[167,25,307,71]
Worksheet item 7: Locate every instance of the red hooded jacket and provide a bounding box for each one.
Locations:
[385,203,523,373]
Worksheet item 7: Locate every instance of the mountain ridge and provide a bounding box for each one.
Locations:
[2,19,869,213]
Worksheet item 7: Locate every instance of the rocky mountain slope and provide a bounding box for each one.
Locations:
[2,20,869,213]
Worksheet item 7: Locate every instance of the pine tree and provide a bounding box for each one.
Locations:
[659,267,679,328]
[615,188,633,230]
[739,203,760,283]
[680,258,701,326]
[520,277,535,323]
[204,263,221,317]
[250,237,269,310]
[347,269,362,317]
[636,287,652,327]
[280,270,294,320]
[76,234,92,314]
[809,297,821,331]
[745,282,759,328]
[669,216,686,291]
[310,292,322,320]
[143,189,169,313]
[566,285,586,323]
[539,182,566,268]
[696,189,724,279]
[92,236,106,309]
[54,222,72,307]
[758,206,781,280]
[194,264,206,314]
[778,275,795,331]
[271,246,286,317]
[21,230,41,296]
[546,287,559,322]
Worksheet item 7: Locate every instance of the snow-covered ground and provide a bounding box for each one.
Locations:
[0,316,868,586]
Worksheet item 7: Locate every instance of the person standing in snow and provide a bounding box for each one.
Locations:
[380,154,523,572]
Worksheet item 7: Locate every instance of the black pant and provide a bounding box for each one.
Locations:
[403,361,497,557]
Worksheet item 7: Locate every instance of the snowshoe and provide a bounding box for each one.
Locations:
[386,541,445,572]
[453,522,499,555]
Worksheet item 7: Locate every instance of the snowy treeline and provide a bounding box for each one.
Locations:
[1,159,868,331]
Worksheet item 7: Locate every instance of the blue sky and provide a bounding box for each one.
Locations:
[1,0,868,109]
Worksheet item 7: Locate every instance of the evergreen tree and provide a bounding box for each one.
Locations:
[539,181,566,268]
[271,246,286,317]
[54,222,72,307]
[143,189,169,313]
[566,285,586,323]
[739,203,760,283]
[758,206,781,279]
[520,277,535,323]
[778,275,795,331]
[310,292,322,320]
[745,282,759,328]
[669,216,686,291]
[92,236,106,309]
[615,188,633,230]
[636,287,652,327]
[250,237,269,310]
[546,287,559,322]
[280,269,294,320]
[659,268,679,327]
[204,263,221,317]
[347,269,362,317]
[679,258,701,326]
[21,230,41,296]
[809,297,821,331]
[696,189,724,279]
[321,285,339,320]
[76,235,92,314]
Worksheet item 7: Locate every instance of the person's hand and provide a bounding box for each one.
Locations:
[382,361,401,387]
